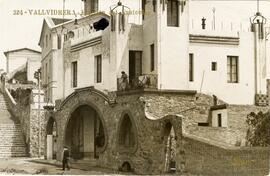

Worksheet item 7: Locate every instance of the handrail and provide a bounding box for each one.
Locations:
[4,86,17,105]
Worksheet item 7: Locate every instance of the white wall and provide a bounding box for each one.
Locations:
[189,32,255,104]
[27,57,41,83]
[212,109,228,128]
[6,50,41,74]
[158,1,189,90]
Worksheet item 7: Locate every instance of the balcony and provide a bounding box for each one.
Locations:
[117,74,157,91]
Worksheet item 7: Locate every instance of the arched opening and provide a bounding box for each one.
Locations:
[119,161,133,172]
[65,105,105,160]
[46,117,57,160]
[163,122,177,173]
[118,114,136,151]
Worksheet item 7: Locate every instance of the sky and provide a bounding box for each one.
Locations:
[0,0,270,71]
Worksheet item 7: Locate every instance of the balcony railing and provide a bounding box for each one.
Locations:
[117,74,157,91]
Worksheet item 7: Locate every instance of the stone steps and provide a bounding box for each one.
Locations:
[0,93,28,158]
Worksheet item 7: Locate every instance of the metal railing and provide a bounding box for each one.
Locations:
[117,74,157,91]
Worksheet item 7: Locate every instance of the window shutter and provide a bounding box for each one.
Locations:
[111,12,115,31]
[122,12,125,31]
[119,12,122,31]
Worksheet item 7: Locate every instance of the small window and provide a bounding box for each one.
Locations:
[95,55,102,83]
[211,62,217,71]
[150,44,155,71]
[227,56,238,83]
[217,114,222,127]
[71,61,77,87]
[189,53,194,82]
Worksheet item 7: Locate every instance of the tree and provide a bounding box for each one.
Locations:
[246,111,270,146]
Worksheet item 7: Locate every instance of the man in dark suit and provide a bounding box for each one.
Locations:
[62,146,70,170]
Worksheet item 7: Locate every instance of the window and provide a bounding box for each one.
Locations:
[90,0,99,13]
[95,55,102,83]
[45,35,48,47]
[218,114,222,127]
[211,62,217,71]
[57,35,61,49]
[119,114,136,149]
[71,61,77,87]
[227,56,238,83]
[152,0,156,12]
[48,59,52,82]
[167,0,179,27]
[189,53,194,82]
[45,63,48,84]
[150,44,155,71]
[142,0,146,20]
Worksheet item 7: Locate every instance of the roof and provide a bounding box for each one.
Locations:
[38,12,110,46]
[51,18,71,25]
[4,48,41,57]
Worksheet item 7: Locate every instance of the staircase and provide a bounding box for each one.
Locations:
[0,93,28,158]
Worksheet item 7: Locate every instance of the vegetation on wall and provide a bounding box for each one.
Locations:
[246,111,270,146]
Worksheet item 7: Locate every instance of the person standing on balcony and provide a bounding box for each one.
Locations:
[121,71,129,90]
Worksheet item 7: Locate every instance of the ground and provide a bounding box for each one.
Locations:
[0,158,117,175]
[0,158,194,175]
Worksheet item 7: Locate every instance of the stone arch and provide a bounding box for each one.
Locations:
[55,88,112,161]
[64,102,108,159]
[120,161,133,172]
[117,110,138,154]
[45,116,58,160]
[162,121,177,173]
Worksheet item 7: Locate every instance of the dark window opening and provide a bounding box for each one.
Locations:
[142,0,146,20]
[218,114,222,127]
[90,0,99,13]
[150,44,155,71]
[119,115,135,148]
[72,61,77,87]
[152,0,156,12]
[57,35,61,49]
[189,53,194,82]
[212,62,217,71]
[95,55,102,83]
[167,0,179,27]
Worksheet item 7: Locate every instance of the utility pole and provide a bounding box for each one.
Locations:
[34,68,42,157]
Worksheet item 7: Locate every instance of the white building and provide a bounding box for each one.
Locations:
[39,0,270,105]
[4,48,41,83]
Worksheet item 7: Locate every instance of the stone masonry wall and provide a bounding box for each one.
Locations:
[51,88,270,175]
[29,108,46,157]
[184,135,270,176]
[53,89,186,174]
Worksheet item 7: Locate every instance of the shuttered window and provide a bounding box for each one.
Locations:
[227,56,238,83]
[167,0,179,27]
[72,61,77,87]
[95,55,102,83]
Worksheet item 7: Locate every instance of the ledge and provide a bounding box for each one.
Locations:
[116,88,197,96]
[190,34,239,45]
[210,104,228,111]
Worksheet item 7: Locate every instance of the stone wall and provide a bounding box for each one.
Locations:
[2,86,46,157]
[53,88,186,174]
[184,134,270,176]
[29,108,46,157]
[50,88,270,174]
